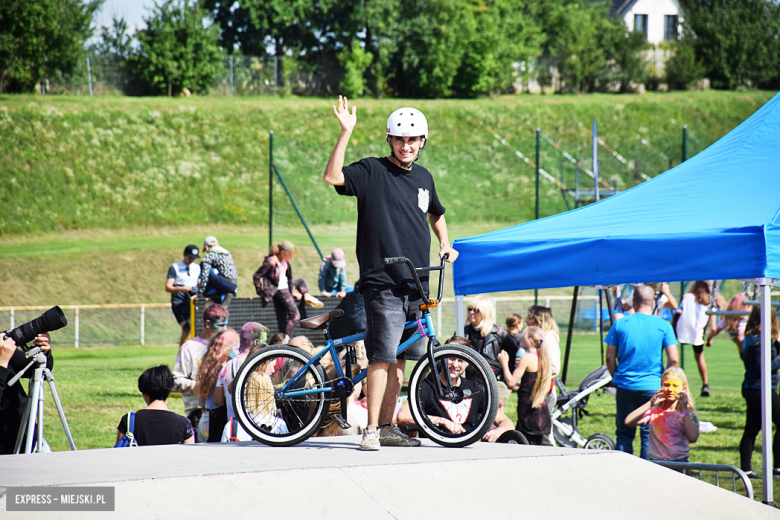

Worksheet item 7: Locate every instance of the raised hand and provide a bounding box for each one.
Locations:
[333,95,357,134]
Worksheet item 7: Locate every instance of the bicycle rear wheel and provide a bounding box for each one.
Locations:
[232,345,328,447]
[408,344,499,447]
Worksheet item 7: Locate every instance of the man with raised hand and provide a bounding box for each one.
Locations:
[323,96,458,451]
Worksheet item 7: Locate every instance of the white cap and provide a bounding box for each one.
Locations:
[204,236,218,247]
[386,107,428,139]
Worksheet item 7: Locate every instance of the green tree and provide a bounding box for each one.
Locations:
[133,0,224,96]
[679,0,780,89]
[596,28,651,93]
[0,0,101,93]
[664,35,706,90]
[338,40,373,97]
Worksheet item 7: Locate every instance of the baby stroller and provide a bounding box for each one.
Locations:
[552,366,616,450]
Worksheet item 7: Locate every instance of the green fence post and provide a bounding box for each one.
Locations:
[535,128,540,306]
[269,131,273,248]
[273,165,324,260]
[682,125,687,163]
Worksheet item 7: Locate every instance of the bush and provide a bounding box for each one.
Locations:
[338,40,373,98]
[665,38,706,90]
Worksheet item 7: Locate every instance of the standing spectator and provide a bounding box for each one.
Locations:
[336,280,366,335]
[195,328,239,442]
[115,365,194,446]
[0,333,52,455]
[505,313,524,349]
[497,326,552,445]
[606,285,679,459]
[675,281,712,397]
[625,366,699,462]
[526,305,561,445]
[319,248,353,297]
[215,322,268,442]
[253,241,323,337]
[707,293,751,356]
[463,295,518,378]
[324,98,457,451]
[738,307,780,479]
[165,244,201,346]
[198,236,238,309]
[173,303,228,436]
[650,282,678,321]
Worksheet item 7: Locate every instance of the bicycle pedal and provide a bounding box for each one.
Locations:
[330,414,351,429]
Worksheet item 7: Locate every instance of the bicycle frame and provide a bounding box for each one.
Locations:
[278,254,451,400]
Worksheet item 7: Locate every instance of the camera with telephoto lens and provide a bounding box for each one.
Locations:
[1,306,68,347]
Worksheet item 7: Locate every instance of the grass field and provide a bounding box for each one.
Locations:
[34,332,776,501]
[1,91,774,235]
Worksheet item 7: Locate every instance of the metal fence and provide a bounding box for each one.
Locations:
[0,293,607,350]
[44,54,332,97]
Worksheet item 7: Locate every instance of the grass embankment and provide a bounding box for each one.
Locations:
[41,336,776,502]
[1,91,773,236]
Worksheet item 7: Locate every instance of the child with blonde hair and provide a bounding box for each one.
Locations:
[497,326,552,445]
[625,366,699,461]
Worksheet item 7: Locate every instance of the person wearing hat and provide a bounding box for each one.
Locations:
[198,236,239,309]
[166,245,202,346]
[318,248,353,298]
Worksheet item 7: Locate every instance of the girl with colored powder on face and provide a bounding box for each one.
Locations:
[624,367,699,461]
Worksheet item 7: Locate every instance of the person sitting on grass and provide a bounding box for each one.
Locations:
[624,367,699,462]
[195,329,239,442]
[116,365,194,446]
[497,326,552,446]
[482,381,519,443]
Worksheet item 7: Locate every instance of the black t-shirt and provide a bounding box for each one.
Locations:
[419,375,486,428]
[336,157,445,291]
[117,409,194,446]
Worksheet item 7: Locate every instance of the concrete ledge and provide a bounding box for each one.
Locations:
[0,437,774,519]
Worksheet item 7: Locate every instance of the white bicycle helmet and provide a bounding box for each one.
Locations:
[386,107,428,140]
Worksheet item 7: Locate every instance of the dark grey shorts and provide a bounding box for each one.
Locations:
[363,286,427,364]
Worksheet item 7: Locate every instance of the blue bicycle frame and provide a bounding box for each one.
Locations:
[278,313,438,398]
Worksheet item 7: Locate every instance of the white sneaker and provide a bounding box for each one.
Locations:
[359,428,380,451]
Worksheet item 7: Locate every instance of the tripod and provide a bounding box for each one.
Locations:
[9,346,76,454]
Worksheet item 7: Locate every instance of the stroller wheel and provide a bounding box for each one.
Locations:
[553,417,577,448]
[584,433,615,450]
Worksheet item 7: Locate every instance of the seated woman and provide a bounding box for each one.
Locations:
[116,365,195,446]
[318,248,354,297]
[316,351,367,437]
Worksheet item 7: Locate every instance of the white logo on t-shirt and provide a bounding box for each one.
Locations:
[439,398,473,425]
[417,188,429,213]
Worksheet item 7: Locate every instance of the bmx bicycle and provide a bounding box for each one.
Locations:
[231,255,499,447]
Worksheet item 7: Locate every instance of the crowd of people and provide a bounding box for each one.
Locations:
[166,237,350,346]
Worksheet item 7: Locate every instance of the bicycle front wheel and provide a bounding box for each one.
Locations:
[408,344,499,447]
[232,345,328,447]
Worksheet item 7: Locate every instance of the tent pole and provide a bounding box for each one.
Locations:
[598,287,605,365]
[759,280,775,505]
[269,131,274,248]
[562,286,579,385]
[455,295,465,336]
[604,289,615,325]
[535,128,540,306]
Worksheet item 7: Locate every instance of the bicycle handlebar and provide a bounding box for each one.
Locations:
[382,254,449,306]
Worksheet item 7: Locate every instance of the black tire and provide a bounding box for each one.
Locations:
[495,430,529,445]
[584,432,615,450]
[232,345,328,447]
[408,344,499,447]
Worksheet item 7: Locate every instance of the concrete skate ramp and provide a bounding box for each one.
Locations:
[0,437,773,519]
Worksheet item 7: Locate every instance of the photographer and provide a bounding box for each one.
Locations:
[0,332,52,455]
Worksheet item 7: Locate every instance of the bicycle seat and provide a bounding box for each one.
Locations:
[299,309,345,330]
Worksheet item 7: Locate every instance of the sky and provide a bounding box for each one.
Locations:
[96,0,157,33]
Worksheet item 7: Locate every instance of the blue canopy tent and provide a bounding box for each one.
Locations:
[452,91,780,502]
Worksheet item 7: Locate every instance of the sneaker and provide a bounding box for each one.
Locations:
[304,293,324,309]
[745,470,762,480]
[700,384,710,397]
[359,428,380,451]
[378,425,421,447]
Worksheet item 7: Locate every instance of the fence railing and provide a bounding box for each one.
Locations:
[652,461,754,500]
[0,304,171,348]
[0,295,609,349]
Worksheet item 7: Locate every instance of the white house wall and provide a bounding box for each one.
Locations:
[620,0,681,45]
